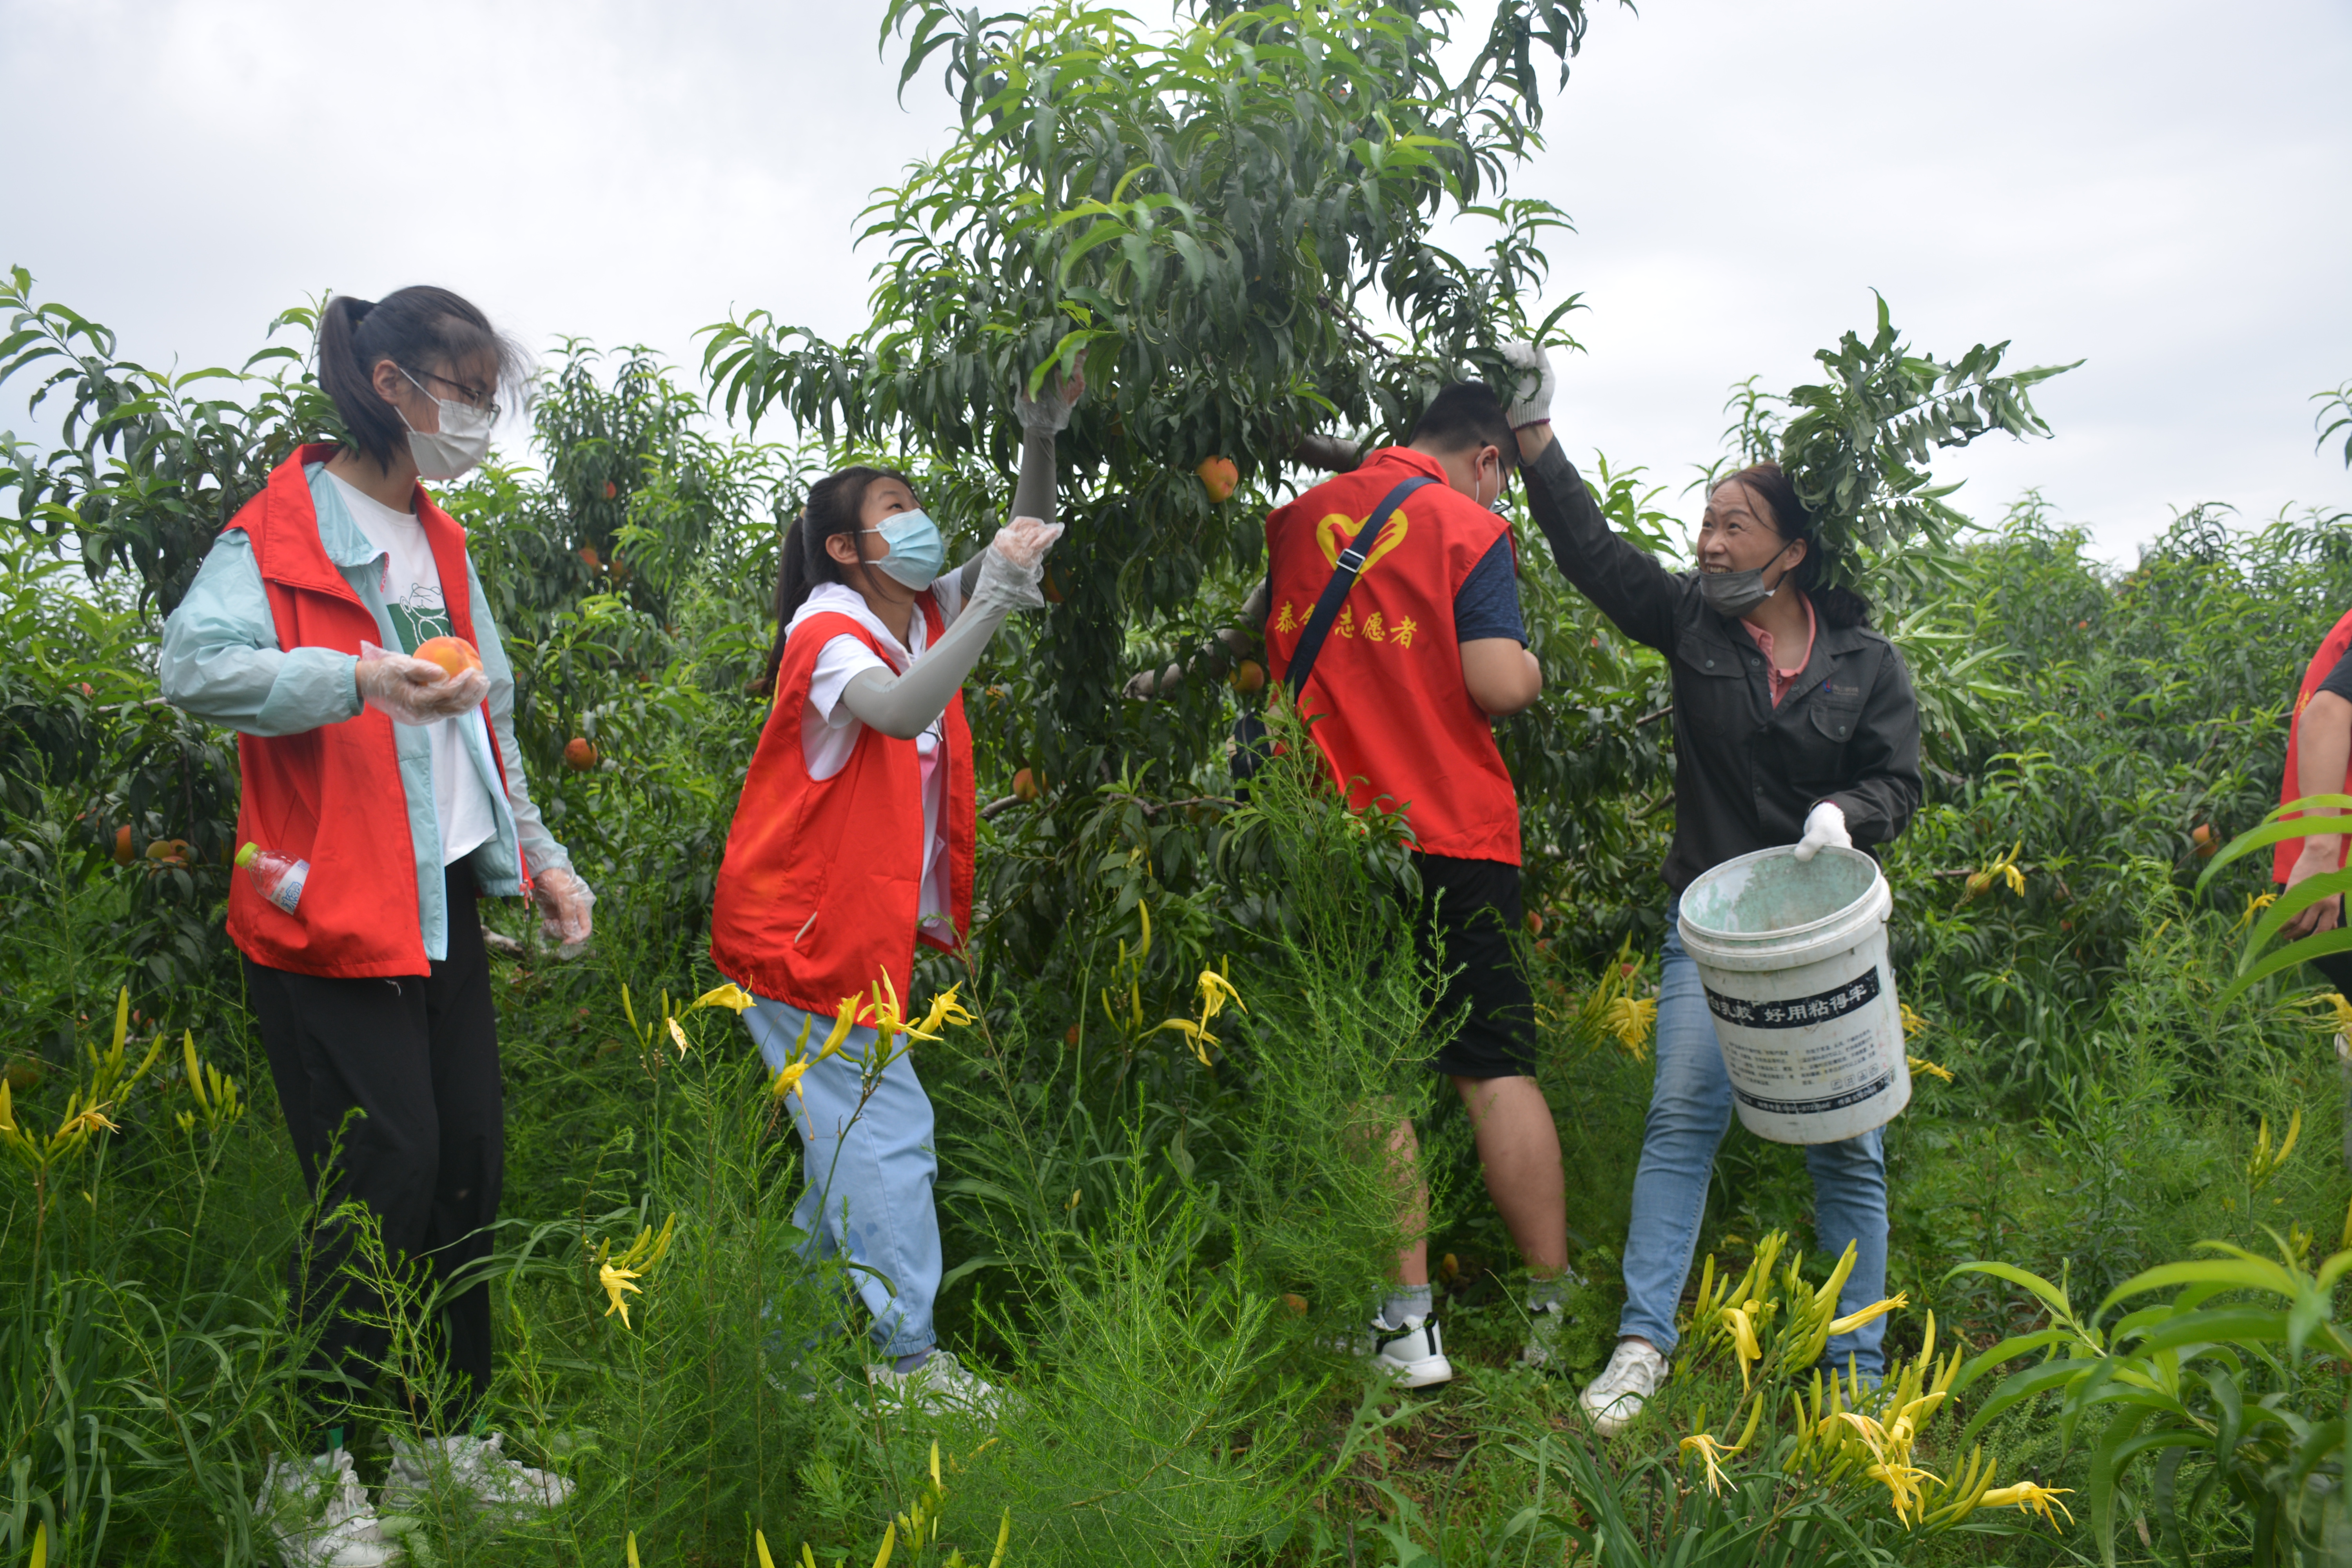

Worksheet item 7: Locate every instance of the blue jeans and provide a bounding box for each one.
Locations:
[744,995,940,1359]
[1617,905,1890,1377]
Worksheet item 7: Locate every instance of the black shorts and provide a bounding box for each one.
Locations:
[1400,852,1539,1080]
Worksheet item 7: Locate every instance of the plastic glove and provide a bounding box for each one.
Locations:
[1498,340,1555,430]
[535,864,595,951]
[967,515,1065,614]
[1793,800,1852,862]
[1014,367,1086,433]
[357,642,489,726]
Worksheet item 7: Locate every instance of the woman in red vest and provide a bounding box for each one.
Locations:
[162,287,587,1565]
[2274,607,2352,980]
[708,372,1076,1415]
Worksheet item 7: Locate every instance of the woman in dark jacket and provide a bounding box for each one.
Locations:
[1500,345,1923,1436]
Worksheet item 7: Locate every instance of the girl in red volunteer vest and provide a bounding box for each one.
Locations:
[2274,607,2352,985]
[708,372,1077,1414]
[162,288,589,1566]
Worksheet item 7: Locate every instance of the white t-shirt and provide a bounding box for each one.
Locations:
[789,579,965,937]
[328,472,500,866]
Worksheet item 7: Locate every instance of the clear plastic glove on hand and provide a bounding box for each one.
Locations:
[1793,800,1852,863]
[968,515,1065,614]
[535,864,596,953]
[1014,367,1086,433]
[357,642,489,726]
[1497,340,1555,430]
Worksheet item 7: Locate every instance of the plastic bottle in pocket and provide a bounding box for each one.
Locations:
[236,842,309,915]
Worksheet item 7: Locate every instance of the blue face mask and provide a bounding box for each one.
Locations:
[861,509,946,590]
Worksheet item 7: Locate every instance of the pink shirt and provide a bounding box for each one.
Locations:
[1740,594,1817,707]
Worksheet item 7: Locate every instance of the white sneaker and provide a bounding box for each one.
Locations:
[1579,1338,1669,1437]
[1367,1313,1453,1389]
[381,1432,572,1517]
[256,1450,401,1568]
[865,1349,1002,1419]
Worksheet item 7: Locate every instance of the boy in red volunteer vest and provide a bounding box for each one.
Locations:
[161,287,589,1566]
[1263,382,1568,1388]
[2275,607,2352,985]
[708,372,1077,1417]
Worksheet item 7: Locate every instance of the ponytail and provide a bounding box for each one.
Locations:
[753,465,915,697]
[318,286,528,469]
[1712,461,1873,630]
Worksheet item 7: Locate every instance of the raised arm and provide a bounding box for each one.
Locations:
[956,369,1085,599]
[845,517,1062,739]
[1502,343,1684,653]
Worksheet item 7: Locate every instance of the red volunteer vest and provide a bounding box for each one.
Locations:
[224,445,515,977]
[1263,446,1522,863]
[2274,604,2352,882]
[708,598,976,1018]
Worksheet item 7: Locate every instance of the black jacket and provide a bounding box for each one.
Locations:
[1521,441,1924,893]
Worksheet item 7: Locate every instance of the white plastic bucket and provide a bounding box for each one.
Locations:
[1676,844,1908,1145]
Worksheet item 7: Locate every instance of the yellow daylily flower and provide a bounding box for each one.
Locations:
[1196,968,1246,1023]
[1907,1054,1953,1083]
[755,1527,776,1568]
[599,1261,644,1327]
[771,1059,809,1101]
[692,983,757,1014]
[1978,1481,2074,1527]
[1679,1430,1740,1495]
[666,1017,691,1058]
[1722,1304,1762,1390]
[2249,1109,2303,1185]
[916,985,976,1037]
[1153,1016,1216,1067]
[1826,1293,1909,1339]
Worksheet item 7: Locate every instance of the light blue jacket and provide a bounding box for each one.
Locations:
[159,461,572,962]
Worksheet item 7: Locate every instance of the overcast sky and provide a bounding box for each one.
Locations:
[4,0,2347,564]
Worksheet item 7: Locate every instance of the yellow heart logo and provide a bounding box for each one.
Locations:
[1315,508,1410,575]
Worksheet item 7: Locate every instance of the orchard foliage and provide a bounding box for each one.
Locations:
[704,0,1601,776]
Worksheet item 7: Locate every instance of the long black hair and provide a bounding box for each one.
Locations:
[755,465,914,697]
[318,287,529,469]
[1713,462,1872,630]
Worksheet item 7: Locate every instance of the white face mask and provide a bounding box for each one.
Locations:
[397,367,496,481]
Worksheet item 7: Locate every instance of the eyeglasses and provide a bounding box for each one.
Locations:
[400,365,501,421]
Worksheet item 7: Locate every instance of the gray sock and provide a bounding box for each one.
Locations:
[1528,1276,1567,1313]
[891,1347,935,1375]
[1381,1284,1434,1327]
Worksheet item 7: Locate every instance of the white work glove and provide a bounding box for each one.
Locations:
[967,514,1065,614]
[357,642,489,726]
[535,864,595,952]
[1497,340,1555,430]
[1793,800,1852,862]
[1014,367,1086,433]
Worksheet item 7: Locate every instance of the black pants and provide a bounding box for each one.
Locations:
[1404,853,1540,1080]
[248,860,503,1435]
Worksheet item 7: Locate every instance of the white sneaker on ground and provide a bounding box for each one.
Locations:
[1579,1338,1669,1437]
[256,1449,401,1568]
[381,1432,572,1517]
[1366,1313,1453,1389]
[865,1349,1003,1419]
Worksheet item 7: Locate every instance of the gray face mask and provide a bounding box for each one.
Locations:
[1698,546,1795,617]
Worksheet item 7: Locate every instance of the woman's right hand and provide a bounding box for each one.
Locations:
[357,651,489,726]
[966,514,1066,615]
[2281,837,2345,939]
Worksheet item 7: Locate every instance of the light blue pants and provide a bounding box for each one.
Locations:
[744,995,940,1359]
[1617,904,1890,1377]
